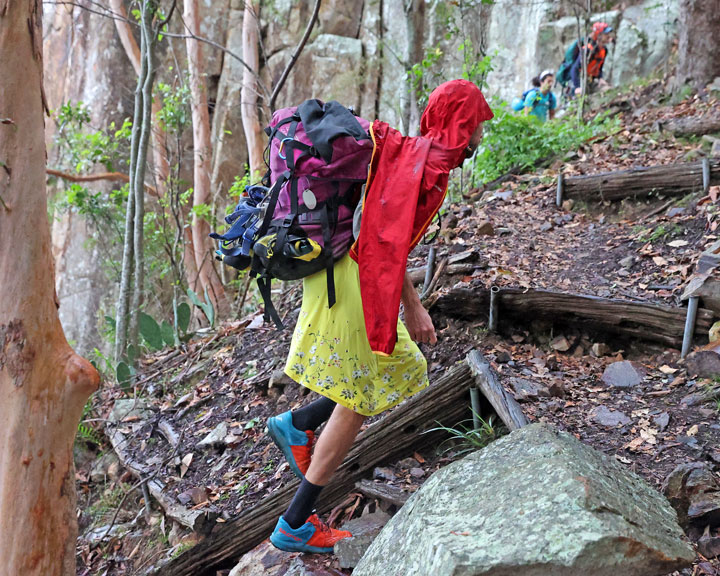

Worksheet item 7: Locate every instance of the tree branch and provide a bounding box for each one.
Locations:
[46,168,157,195]
[269,0,322,111]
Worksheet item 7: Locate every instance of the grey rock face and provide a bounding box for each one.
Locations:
[610,0,679,87]
[602,360,646,388]
[353,423,694,576]
[334,511,391,568]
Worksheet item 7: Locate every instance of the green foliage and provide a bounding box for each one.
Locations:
[54,102,131,173]
[161,320,176,347]
[424,412,505,457]
[88,483,132,521]
[634,223,682,244]
[190,200,214,224]
[156,81,191,134]
[76,399,102,447]
[115,361,133,389]
[188,287,215,328]
[408,46,445,108]
[472,104,620,184]
[176,301,191,333]
[139,312,164,350]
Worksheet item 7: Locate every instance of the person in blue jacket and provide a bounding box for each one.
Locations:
[524,70,557,122]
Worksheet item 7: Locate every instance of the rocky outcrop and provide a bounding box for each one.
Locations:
[353,423,694,576]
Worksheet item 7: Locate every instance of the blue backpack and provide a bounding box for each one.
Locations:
[511,88,542,112]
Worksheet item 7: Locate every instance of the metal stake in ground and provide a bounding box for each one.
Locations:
[488,285,500,332]
[681,296,699,359]
[703,157,711,194]
[556,172,564,208]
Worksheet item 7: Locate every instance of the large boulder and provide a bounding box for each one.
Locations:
[609,0,679,87]
[353,423,694,576]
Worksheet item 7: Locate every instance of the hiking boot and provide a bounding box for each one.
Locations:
[270,514,351,553]
[266,411,314,479]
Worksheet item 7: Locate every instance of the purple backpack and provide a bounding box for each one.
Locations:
[249,99,373,326]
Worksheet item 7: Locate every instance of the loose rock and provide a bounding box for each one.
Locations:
[508,377,549,402]
[591,342,611,357]
[590,405,631,428]
[698,534,720,558]
[653,412,670,431]
[334,511,391,569]
[197,422,229,449]
[602,360,646,388]
[373,467,396,482]
[550,335,570,352]
[685,349,720,379]
[663,462,720,528]
[476,220,494,236]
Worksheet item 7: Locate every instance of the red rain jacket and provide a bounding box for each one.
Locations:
[350,79,494,355]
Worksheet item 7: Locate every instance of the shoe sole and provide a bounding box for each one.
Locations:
[269,533,333,553]
[266,417,305,480]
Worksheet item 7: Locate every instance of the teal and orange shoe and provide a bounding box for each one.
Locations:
[270,514,351,553]
[266,411,314,479]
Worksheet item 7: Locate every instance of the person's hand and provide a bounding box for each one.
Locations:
[404,301,437,345]
[574,87,582,96]
[597,78,609,87]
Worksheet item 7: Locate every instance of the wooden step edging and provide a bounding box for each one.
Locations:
[557,158,720,204]
[432,286,714,348]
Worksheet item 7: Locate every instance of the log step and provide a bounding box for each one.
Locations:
[433,287,714,348]
[561,159,720,202]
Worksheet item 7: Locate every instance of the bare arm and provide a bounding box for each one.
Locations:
[401,270,437,344]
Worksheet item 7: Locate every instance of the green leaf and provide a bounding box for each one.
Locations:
[126,344,138,365]
[139,312,163,350]
[176,302,191,333]
[187,288,202,308]
[161,320,175,347]
[203,286,215,328]
[116,361,131,387]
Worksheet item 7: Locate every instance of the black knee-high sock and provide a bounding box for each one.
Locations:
[291,396,336,432]
[283,478,324,529]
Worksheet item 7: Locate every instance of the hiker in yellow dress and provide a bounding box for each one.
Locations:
[267,79,494,553]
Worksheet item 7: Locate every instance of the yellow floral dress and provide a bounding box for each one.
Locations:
[284,254,429,416]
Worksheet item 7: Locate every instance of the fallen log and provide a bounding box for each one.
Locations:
[153,361,477,576]
[562,159,720,202]
[467,350,528,430]
[432,286,714,347]
[663,113,720,138]
[107,427,217,533]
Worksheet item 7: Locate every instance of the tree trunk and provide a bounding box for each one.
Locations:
[0,2,99,575]
[109,0,170,195]
[677,0,720,90]
[109,0,200,292]
[240,0,266,178]
[183,0,229,318]
[404,0,425,136]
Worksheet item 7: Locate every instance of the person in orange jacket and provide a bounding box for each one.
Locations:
[571,21,614,96]
[267,80,493,554]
